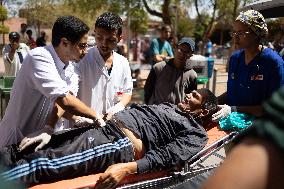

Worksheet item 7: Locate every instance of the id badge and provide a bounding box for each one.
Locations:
[251,74,263,81]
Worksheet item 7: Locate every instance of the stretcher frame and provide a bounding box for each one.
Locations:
[30,127,239,189]
[116,131,238,189]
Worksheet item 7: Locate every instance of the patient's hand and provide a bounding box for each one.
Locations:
[95,162,137,189]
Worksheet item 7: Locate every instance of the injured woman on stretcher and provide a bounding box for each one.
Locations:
[0,88,218,188]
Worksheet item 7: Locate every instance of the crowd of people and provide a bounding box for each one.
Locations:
[2,23,47,77]
[0,9,284,189]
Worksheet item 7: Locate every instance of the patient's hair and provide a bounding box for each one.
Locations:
[197,88,218,115]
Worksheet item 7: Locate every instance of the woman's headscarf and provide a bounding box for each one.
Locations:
[236,9,268,38]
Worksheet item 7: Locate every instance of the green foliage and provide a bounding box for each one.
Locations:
[129,7,148,34]
[0,5,8,21]
[0,5,8,35]
[266,18,284,41]
[177,16,195,38]
[0,24,9,34]
[193,14,210,41]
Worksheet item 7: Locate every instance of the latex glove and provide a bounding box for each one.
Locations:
[74,116,94,127]
[212,105,237,122]
[106,102,125,120]
[96,117,106,127]
[19,125,53,152]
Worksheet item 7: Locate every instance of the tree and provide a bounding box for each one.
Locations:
[193,0,253,54]
[0,3,8,44]
[20,0,60,35]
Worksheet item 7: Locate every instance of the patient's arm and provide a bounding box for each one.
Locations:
[95,162,137,189]
[201,137,284,189]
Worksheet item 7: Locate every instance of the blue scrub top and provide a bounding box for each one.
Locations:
[227,48,284,106]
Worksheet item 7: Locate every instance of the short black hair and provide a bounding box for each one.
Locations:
[9,32,20,40]
[95,12,123,36]
[52,16,89,47]
[26,29,32,35]
[196,88,218,115]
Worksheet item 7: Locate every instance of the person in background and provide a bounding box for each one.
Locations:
[144,37,197,105]
[205,39,213,57]
[26,29,36,49]
[18,23,29,44]
[36,31,47,47]
[149,25,174,65]
[2,32,29,76]
[212,10,284,122]
[79,12,133,121]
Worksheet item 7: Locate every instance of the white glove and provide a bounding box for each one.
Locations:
[19,125,53,152]
[95,117,106,127]
[74,116,94,127]
[212,104,237,122]
[106,102,125,120]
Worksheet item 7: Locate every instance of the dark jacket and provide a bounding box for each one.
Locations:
[116,103,208,174]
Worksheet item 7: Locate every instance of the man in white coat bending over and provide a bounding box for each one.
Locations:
[79,12,133,120]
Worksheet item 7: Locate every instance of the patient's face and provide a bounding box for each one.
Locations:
[178,90,204,112]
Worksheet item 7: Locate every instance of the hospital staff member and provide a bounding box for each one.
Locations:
[212,10,284,121]
[0,16,103,148]
[79,12,133,120]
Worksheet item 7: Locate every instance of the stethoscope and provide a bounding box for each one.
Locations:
[231,45,263,81]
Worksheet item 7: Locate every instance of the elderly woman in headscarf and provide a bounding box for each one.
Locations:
[212,10,284,121]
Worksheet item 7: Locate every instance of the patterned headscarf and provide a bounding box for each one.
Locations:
[236,10,268,37]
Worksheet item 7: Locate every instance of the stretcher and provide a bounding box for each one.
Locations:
[29,123,239,189]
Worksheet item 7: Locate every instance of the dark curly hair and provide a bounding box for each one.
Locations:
[95,12,123,36]
[52,16,89,47]
[197,88,218,115]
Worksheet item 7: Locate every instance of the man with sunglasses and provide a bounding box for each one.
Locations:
[78,12,133,121]
[144,37,197,105]
[2,32,30,76]
[0,16,105,149]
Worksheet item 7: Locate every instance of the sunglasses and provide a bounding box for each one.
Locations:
[230,31,250,38]
[77,43,88,50]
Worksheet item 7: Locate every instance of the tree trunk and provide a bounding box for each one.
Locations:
[142,0,171,25]
[2,20,4,44]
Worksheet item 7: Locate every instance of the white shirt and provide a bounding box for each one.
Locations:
[78,46,133,117]
[0,45,80,147]
[2,43,30,76]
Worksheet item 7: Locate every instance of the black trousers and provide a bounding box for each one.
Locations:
[0,122,135,186]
